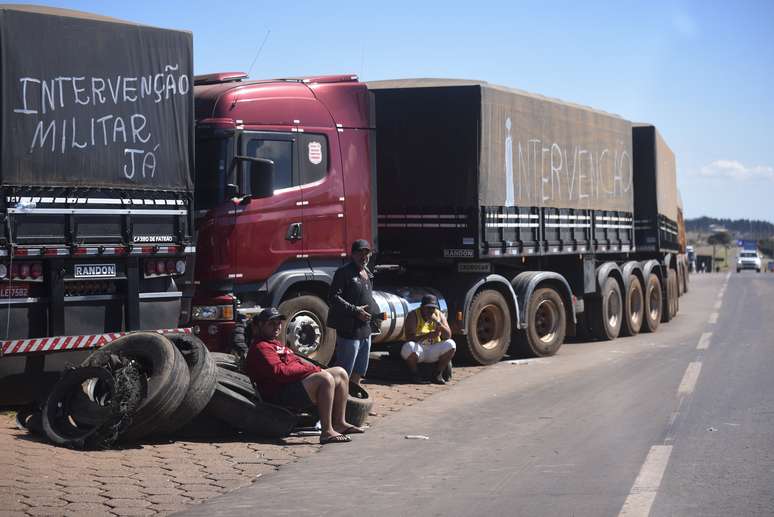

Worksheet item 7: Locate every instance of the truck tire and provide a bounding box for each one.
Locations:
[279,295,336,366]
[345,382,373,428]
[515,287,566,356]
[591,277,623,341]
[203,383,297,438]
[41,366,115,449]
[216,366,259,400]
[459,289,511,365]
[681,264,689,293]
[155,334,218,436]
[210,352,242,372]
[669,271,679,318]
[82,332,190,442]
[621,276,644,337]
[642,273,662,332]
[662,270,676,323]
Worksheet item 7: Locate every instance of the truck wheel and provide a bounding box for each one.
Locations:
[642,274,662,332]
[591,277,622,341]
[460,289,511,365]
[621,276,644,337]
[210,352,243,372]
[513,287,566,356]
[155,334,218,436]
[662,271,677,322]
[82,332,191,442]
[670,272,679,317]
[682,265,688,293]
[279,295,336,365]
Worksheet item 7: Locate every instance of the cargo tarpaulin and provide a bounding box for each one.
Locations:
[479,84,634,212]
[0,7,193,191]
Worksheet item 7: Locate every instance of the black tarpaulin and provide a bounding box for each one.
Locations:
[0,6,193,191]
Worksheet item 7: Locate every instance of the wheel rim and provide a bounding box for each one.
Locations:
[534,299,560,344]
[475,303,505,350]
[630,285,642,326]
[285,311,323,356]
[607,289,621,328]
[648,284,660,321]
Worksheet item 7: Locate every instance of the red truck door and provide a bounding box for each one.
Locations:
[233,132,305,281]
[297,132,347,260]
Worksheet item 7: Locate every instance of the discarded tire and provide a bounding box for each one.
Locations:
[42,367,115,449]
[16,407,43,436]
[203,383,297,438]
[345,382,372,427]
[215,366,258,400]
[82,332,190,442]
[156,334,218,436]
[40,363,148,450]
[210,352,242,372]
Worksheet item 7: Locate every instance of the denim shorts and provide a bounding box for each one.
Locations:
[275,380,314,411]
[334,335,371,376]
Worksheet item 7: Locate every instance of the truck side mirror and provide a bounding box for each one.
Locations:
[235,156,275,199]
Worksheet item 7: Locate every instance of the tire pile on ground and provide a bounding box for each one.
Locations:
[17,333,372,449]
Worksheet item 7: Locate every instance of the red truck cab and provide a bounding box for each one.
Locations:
[191,73,374,361]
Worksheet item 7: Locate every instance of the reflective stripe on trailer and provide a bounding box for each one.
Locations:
[1,328,192,355]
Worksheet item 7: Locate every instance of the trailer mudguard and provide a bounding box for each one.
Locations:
[595,261,623,295]
[621,260,644,289]
[459,274,520,333]
[641,259,663,282]
[511,271,576,327]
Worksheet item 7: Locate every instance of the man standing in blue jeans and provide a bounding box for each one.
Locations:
[327,239,375,385]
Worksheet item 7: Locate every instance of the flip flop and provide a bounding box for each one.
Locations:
[342,426,365,435]
[320,434,351,445]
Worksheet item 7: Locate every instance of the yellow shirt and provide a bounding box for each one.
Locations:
[414,308,442,344]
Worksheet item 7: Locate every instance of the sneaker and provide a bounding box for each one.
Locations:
[442,361,453,382]
[431,373,446,385]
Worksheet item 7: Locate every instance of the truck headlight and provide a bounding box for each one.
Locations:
[192,305,234,321]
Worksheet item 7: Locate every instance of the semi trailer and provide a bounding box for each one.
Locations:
[190,75,686,365]
[0,6,196,406]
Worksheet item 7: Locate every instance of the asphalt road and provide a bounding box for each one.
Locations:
[180,272,774,517]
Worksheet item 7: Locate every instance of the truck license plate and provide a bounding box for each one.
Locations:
[0,283,29,298]
[74,264,117,278]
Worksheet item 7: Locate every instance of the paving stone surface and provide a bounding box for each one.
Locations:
[1,357,481,515]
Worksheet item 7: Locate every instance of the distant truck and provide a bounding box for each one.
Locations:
[0,6,196,406]
[190,75,687,365]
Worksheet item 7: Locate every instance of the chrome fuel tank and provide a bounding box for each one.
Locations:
[370,287,447,344]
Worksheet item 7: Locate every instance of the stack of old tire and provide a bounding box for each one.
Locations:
[18,332,372,449]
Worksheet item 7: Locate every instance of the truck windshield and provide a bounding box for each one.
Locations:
[195,136,230,212]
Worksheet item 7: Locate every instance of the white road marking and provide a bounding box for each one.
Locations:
[713,300,722,310]
[708,312,719,324]
[696,332,712,350]
[618,445,673,517]
[678,362,703,395]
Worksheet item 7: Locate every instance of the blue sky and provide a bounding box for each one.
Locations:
[15,0,774,222]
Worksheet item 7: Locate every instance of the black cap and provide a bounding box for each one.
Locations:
[420,294,439,309]
[351,239,371,252]
[254,307,287,323]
